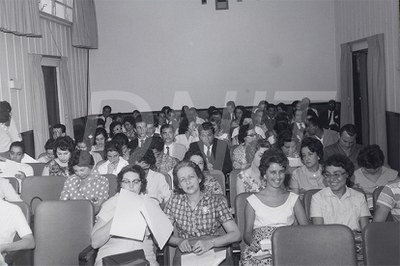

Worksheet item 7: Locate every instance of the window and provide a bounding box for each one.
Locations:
[39,0,73,22]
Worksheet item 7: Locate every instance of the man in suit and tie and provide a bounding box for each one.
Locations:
[188,122,232,175]
[161,124,187,161]
[129,118,148,152]
[320,100,340,131]
[306,116,339,148]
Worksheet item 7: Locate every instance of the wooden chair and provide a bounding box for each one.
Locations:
[272,224,357,265]
[34,200,94,265]
[363,222,400,266]
[21,176,66,214]
[228,169,241,209]
[208,169,226,193]
[103,174,118,197]
[26,163,46,176]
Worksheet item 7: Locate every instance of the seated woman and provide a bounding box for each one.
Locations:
[277,130,302,172]
[0,198,35,264]
[60,150,109,214]
[37,138,55,163]
[91,128,108,160]
[109,121,123,139]
[148,136,179,176]
[352,144,399,208]
[41,136,74,177]
[164,161,241,266]
[97,141,129,176]
[310,154,370,231]
[236,139,271,194]
[289,137,325,198]
[123,116,137,140]
[241,150,308,266]
[174,118,199,150]
[232,125,258,170]
[373,179,400,222]
[91,165,161,266]
[111,133,131,161]
[76,137,103,166]
[183,150,223,195]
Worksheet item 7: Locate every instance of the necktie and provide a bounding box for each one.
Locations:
[140,139,144,147]
[166,146,170,156]
[206,146,211,159]
[328,110,333,125]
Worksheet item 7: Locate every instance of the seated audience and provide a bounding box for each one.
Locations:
[109,121,123,139]
[231,111,254,145]
[232,125,258,170]
[210,117,230,144]
[306,116,339,148]
[51,123,66,140]
[222,100,235,122]
[183,150,223,195]
[277,130,302,170]
[188,107,205,125]
[123,116,137,140]
[241,150,308,266]
[111,133,131,161]
[130,118,148,150]
[232,105,246,129]
[146,118,159,138]
[188,122,232,175]
[6,142,34,178]
[97,141,129,176]
[352,144,399,208]
[76,137,103,166]
[373,179,400,222]
[148,136,179,176]
[91,127,108,159]
[130,149,171,205]
[253,109,268,139]
[324,124,362,169]
[300,97,318,117]
[42,136,75,177]
[164,161,241,265]
[236,139,271,194]
[166,108,179,131]
[161,124,187,161]
[175,118,199,150]
[289,137,325,197]
[60,150,109,214]
[264,104,277,133]
[37,139,56,163]
[310,154,370,231]
[0,198,35,264]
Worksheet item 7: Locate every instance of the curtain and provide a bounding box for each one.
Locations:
[27,54,49,157]
[59,57,74,138]
[72,0,98,49]
[340,43,354,126]
[367,34,388,160]
[0,0,41,37]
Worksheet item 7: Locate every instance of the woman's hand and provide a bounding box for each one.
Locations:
[192,239,213,255]
[107,162,117,174]
[178,239,192,253]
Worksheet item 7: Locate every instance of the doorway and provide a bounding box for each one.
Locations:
[352,49,369,145]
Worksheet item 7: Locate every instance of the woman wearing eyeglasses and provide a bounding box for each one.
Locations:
[91,165,161,266]
[310,154,370,231]
[232,125,258,170]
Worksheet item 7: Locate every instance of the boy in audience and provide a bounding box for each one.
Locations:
[6,142,34,178]
[161,124,187,161]
[52,124,66,140]
[0,198,35,264]
[130,118,148,150]
[264,103,277,132]
[373,179,400,222]
[310,154,370,231]
[37,139,55,163]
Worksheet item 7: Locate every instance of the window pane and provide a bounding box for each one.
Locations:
[39,0,52,13]
[65,8,73,22]
[65,0,73,8]
[55,3,66,19]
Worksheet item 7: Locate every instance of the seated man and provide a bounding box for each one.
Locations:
[51,124,67,140]
[6,142,34,178]
[306,116,339,148]
[0,198,35,264]
[310,154,370,232]
[147,136,178,176]
[373,179,400,222]
[161,124,187,161]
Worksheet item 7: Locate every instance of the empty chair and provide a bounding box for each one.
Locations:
[302,189,321,219]
[21,176,66,214]
[363,222,400,266]
[272,224,357,265]
[103,174,118,197]
[208,169,226,193]
[34,200,94,265]
[26,163,46,176]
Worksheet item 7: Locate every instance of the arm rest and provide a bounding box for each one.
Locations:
[79,245,98,266]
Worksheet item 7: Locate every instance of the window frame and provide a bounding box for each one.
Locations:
[39,0,73,23]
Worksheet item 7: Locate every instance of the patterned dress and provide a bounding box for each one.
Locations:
[237,170,265,192]
[204,173,224,195]
[45,159,71,177]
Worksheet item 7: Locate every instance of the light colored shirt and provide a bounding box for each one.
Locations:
[146,169,171,205]
[0,178,21,201]
[0,199,31,245]
[289,165,325,193]
[376,180,400,222]
[0,119,22,153]
[0,160,34,177]
[175,134,198,150]
[310,187,370,231]
[97,157,129,176]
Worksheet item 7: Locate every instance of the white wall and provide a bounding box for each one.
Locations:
[334,0,400,113]
[90,0,337,113]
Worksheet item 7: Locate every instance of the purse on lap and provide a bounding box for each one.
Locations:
[102,249,150,266]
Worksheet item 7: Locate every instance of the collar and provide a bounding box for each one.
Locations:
[326,186,351,199]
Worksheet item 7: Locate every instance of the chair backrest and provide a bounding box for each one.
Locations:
[208,169,226,193]
[302,189,321,219]
[103,174,118,197]
[26,163,46,176]
[21,176,66,213]
[229,169,241,209]
[234,192,254,247]
[5,177,19,193]
[34,200,94,265]
[272,224,357,266]
[363,222,400,266]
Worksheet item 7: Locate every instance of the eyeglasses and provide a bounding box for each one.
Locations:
[323,172,348,180]
[122,179,141,185]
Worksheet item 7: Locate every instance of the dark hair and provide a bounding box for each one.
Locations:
[246,138,271,163]
[259,149,289,177]
[53,124,66,133]
[70,150,94,168]
[238,124,253,144]
[340,124,357,137]
[93,128,108,146]
[323,154,355,177]
[307,116,322,129]
[277,130,296,149]
[161,106,171,115]
[274,120,290,135]
[178,118,190,135]
[9,141,25,153]
[300,137,324,163]
[277,103,287,112]
[198,122,215,135]
[148,136,164,152]
[129,148,156,167]
[226,101,235,108]
[0,106,11,123]
[109,121,122,138]
[117,164,147,194]
[183,149,208,171]
[291,100,299,109]
[96,118,105,127]
[234,105,246,120]
[112,133,129,148]
[0,101,12,113]
[102,105,111,112]
[239,110,252,126]
[172,160,205,194]
[105,140,122,155]
[75,137,92,150]
[357,144,384,169]
[54,136,75,155]
[123,116,136,126]
[44,138,56,150]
